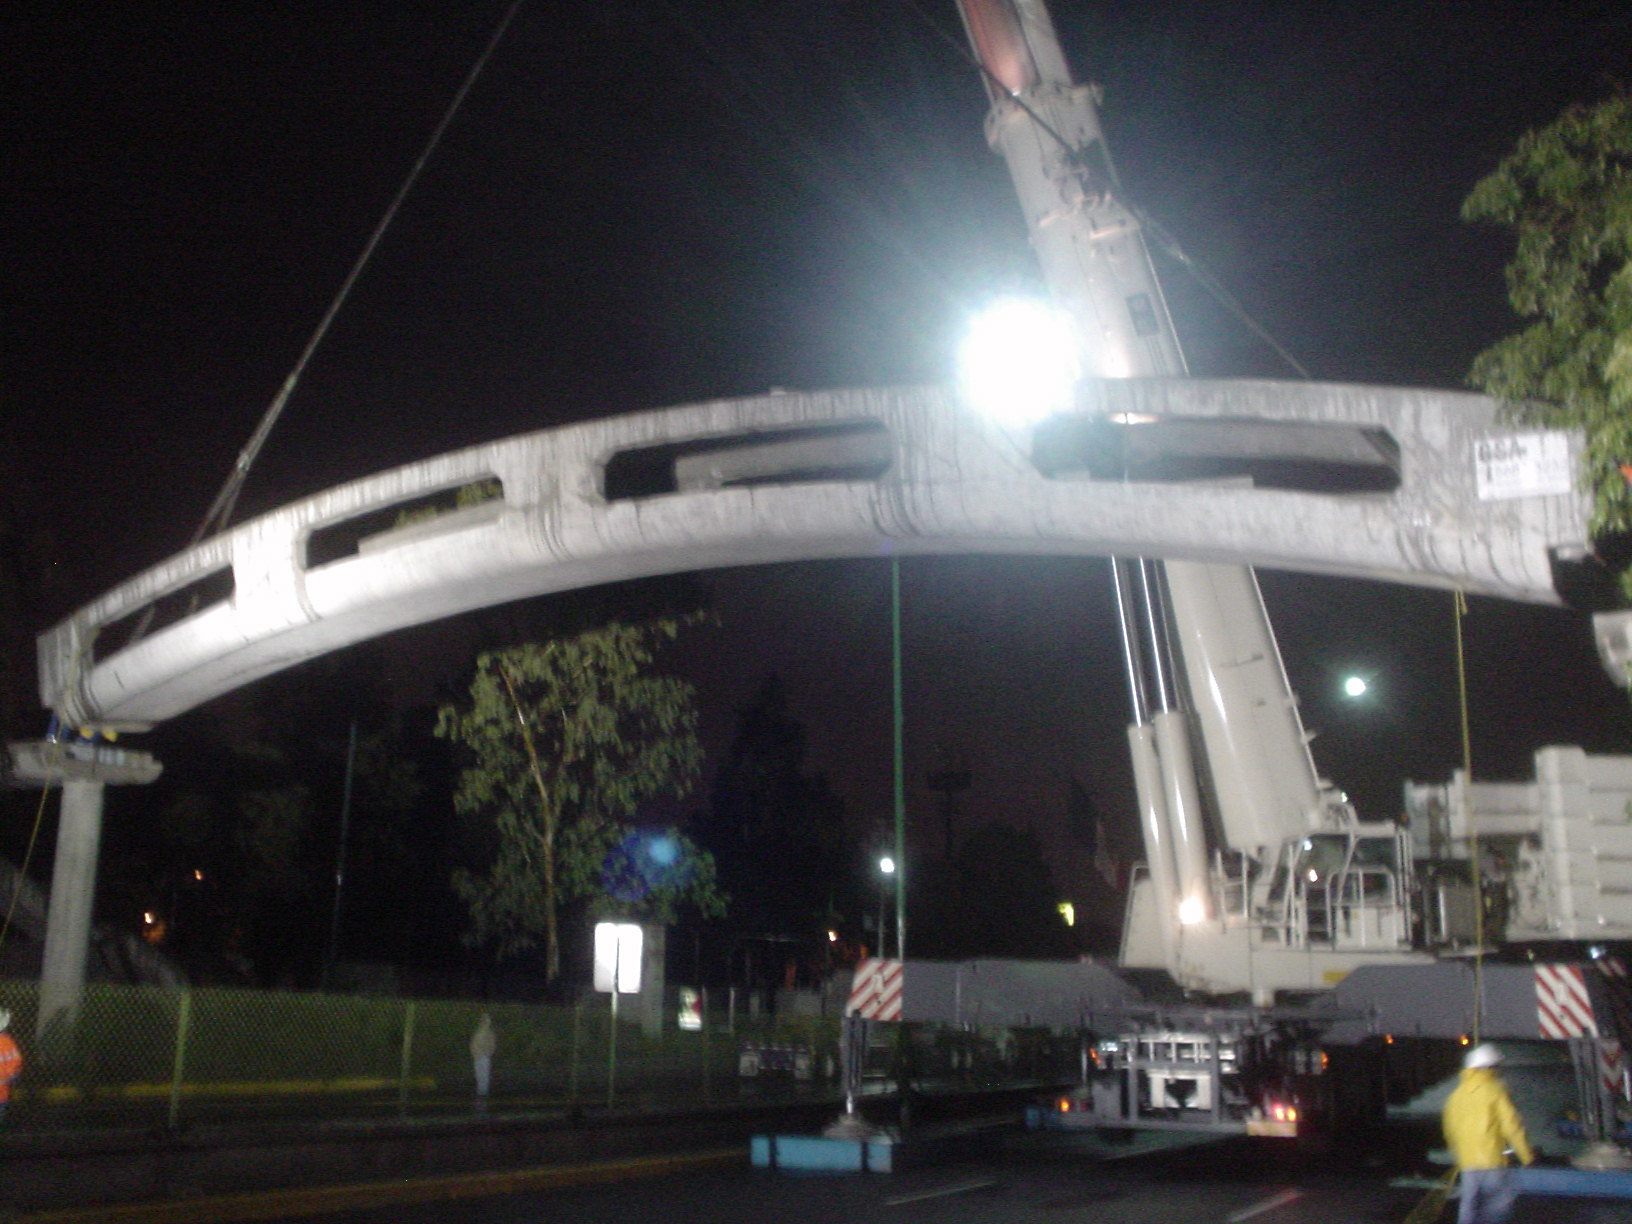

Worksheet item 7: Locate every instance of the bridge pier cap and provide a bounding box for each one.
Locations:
[38,378,1592,731]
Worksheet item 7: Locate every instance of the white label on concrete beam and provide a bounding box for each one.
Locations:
[1474,431,1573,500]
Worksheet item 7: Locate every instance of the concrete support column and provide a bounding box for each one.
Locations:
[38,779,106,1039]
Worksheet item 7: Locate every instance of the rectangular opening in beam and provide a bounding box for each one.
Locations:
[1031,416,1401,494]
[603,420,892,501]
[304,477,504,569]
[92,566,235,663]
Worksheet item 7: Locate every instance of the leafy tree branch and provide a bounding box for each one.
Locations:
[437,618,721,980]
[1464,93,1632,589]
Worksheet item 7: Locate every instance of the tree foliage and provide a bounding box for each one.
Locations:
[436,619,720,979]
[1463,94,1632,563]
[125,737,323,984]
[911,820,1073,960]
[106,656,430,986]
[700,676,850,949]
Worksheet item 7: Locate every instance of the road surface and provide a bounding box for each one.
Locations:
[217,1130,1624,1224]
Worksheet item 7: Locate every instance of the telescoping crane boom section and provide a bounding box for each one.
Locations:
[953,0,1422,998]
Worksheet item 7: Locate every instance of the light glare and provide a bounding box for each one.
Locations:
[1343,675,1368,698]
[957,297,1080,427]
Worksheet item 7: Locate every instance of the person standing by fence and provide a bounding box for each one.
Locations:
[470,1013,496,1112]
[0,1010,22,1121]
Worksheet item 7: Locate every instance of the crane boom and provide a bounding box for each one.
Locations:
[952,0,1410,995]
[954,0,1182,380]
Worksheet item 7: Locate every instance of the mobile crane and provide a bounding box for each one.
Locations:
[907,0,1632,1139]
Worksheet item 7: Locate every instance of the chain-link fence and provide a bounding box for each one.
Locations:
[0,979,1079,1132]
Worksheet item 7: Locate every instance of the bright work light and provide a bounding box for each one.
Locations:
[956,297,1080,428]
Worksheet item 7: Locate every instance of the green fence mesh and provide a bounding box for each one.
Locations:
[0,979,1074,1131]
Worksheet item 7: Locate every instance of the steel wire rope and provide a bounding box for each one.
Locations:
[1454,588,1485,1042]
[0,771,57,955]
[192,0,529,547]
[112,0,527,656]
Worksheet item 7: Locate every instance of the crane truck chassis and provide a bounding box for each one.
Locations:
[851,0,1632,1146]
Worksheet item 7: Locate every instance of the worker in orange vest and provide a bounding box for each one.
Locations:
[0,1009,20,1120]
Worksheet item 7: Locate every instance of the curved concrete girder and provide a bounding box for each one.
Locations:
[37,378,1588,730]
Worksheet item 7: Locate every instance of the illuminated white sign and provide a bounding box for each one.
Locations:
[1474,431,1572,501]
[593,922,643,994]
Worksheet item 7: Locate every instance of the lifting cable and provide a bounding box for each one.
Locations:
[190,0,528,547]
[1454,588,1486,1042]
[0,778,57,956]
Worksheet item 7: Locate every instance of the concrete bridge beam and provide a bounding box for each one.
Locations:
[35,379,1591,731]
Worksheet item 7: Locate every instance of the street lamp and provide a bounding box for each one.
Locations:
[877,855,896,959]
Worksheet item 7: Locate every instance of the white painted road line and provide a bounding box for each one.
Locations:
[1225,1187,1304,1222]
[884,1179,1000,1206]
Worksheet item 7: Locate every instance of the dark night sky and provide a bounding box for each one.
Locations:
[5,0,1632,903]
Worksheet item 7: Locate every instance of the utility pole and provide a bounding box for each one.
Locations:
[323,718,358,989]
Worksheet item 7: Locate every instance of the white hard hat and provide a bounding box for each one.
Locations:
[1465,1042,1503,1069]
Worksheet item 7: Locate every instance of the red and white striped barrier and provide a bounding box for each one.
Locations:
[1599,1040,1628,1102]
[847,958,903,1021]
[1536,964,1598,1039]
[1535,964,1628,1100]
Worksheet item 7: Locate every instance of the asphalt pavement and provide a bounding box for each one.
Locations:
[16,1127,1629,1224]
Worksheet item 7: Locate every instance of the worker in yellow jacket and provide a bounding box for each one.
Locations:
[1443,1043,1534,1224]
